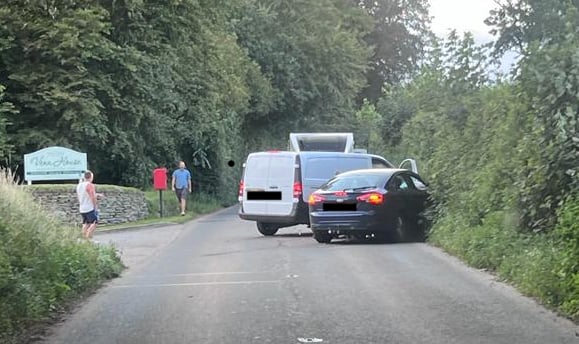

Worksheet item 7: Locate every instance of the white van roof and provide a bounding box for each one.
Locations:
[288,133,354,153]
[246,151,298,158]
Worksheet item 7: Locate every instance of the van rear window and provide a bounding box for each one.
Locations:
[304,157,368,179]
[298,138,347,152]
[245,157,269,179]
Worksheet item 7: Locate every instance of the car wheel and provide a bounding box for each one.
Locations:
[395,216,405,237]
[313,231,332,243]
[376,216,404,243]
[257,222,279,236]
[403,215,427,242]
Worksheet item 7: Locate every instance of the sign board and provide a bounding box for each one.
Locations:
[24,146,87,184]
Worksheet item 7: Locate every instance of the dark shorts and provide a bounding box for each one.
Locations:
[175,188,188,201]
[81,210,98,224]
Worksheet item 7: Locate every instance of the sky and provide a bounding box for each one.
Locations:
[429,0,497,44]
[428,0,519,72]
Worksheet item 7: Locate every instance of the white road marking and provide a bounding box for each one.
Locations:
[297,338,323,343]
[111,280,281,289]
[128,271,275,278]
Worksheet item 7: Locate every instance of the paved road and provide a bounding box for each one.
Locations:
[42,207,578,344]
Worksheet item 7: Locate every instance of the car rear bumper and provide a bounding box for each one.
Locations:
[309,210,384,232]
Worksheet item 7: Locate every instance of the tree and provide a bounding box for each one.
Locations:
[486,1,579,229]
[0,1,122,174]
[0,84,15,162]
[485,0,577,56]
[233,0,373,141]
[354,0,431,103]
[353,99,383,153]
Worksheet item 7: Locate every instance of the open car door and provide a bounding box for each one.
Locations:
[399,158,418,174]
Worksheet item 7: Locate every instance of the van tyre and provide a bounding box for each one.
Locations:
[313,231,332,243]
[257,222,278,236]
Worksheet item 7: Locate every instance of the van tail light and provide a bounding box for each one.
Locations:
[357,192,384,205]
[308,193,326,205]
[293,182,303,198]
[238,180,244,197]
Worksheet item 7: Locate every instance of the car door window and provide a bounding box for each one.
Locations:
[389,173,421,192]
[388,175,407,192]
[401,174,418,190]
[409,176,427,191]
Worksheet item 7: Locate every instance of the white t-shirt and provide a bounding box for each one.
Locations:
[76,181,95,213]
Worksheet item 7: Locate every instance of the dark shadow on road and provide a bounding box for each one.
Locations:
[273,233,313,238]
[327,238,425,246]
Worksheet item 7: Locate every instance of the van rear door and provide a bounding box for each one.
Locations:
[300,155,371,202]
[266,153,297,216]
[242,154,270,215]
[242,152,296,217]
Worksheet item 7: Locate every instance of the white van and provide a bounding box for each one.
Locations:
[238,151,417,236]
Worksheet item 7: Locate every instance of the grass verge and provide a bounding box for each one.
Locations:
[428,196,579,323]
[144,190,226,218]
[0,169,124,344]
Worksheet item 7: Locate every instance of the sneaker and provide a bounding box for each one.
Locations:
[181,212,185,216]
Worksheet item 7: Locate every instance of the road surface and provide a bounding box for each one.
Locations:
[42,207,578,344]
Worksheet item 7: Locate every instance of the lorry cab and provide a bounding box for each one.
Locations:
[288,133,355,153]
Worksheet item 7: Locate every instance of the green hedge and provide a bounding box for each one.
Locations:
[0,171,124,343]
[429,196,579,321]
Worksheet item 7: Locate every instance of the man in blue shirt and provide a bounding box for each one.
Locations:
[172,161,192,216]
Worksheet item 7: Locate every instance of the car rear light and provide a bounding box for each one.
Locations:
[334,191,347,197]
[293,182,303,198]
[308,193,326,205]
[238,180,244,197]
[357,192,384,205]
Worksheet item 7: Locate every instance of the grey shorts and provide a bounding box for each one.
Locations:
[175,188,188,201]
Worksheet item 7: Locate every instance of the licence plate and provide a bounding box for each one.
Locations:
[247,191,282,201]
[323,203,356,211]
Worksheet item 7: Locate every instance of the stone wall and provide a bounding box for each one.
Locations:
[28,184,149,226]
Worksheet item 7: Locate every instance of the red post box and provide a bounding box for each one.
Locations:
[153,167,168,190]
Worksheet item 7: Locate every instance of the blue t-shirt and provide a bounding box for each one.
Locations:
[173,169,191,189]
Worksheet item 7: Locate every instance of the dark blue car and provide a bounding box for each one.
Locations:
[308,168,430,243]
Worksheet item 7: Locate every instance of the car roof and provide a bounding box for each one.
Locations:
[336,168,410,177]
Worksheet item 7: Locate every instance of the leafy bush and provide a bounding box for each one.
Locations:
[552,196,579,318]
[378,30,579,322]
[430,202,579,321]
[0,169,124,343]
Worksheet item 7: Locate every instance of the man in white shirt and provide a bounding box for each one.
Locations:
[76,170,98,240]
